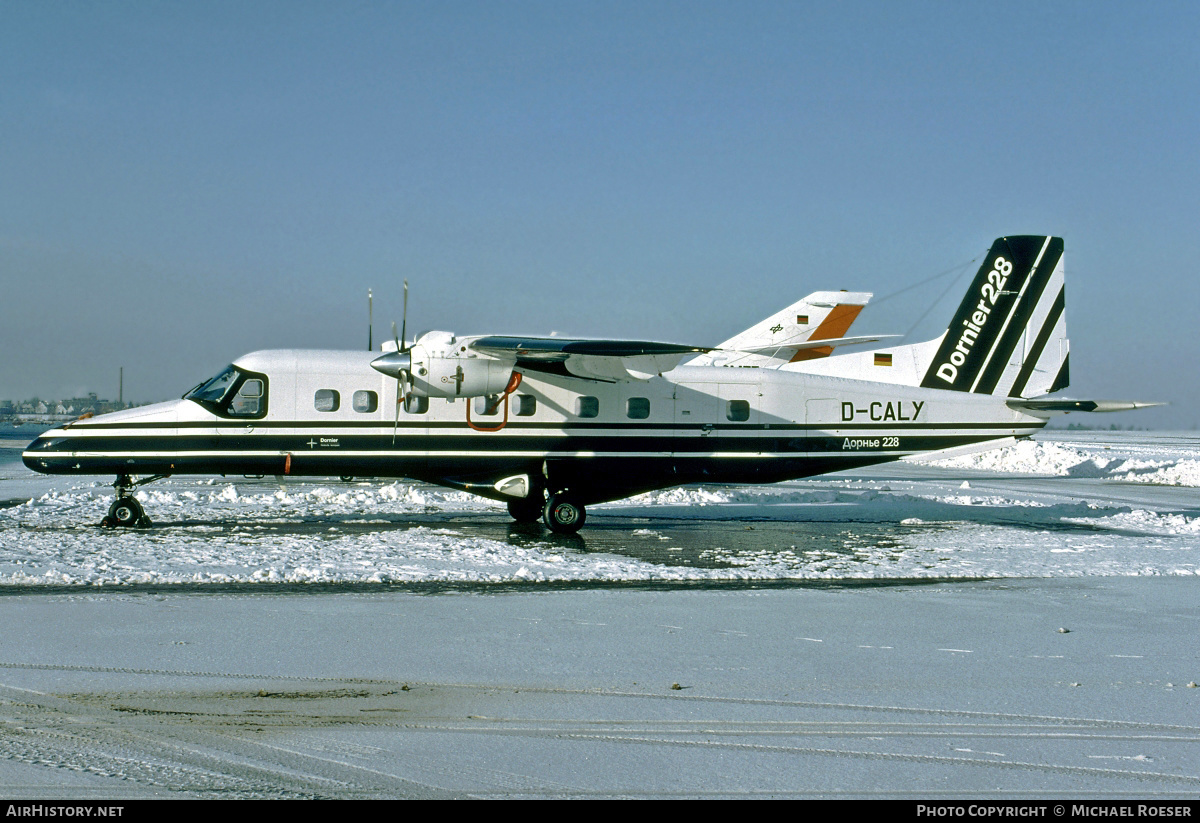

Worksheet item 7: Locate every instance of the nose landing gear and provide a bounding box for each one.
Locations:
[99,474,167,528]
[103,495,148,528]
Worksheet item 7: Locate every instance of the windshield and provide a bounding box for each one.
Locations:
[185,365,268,418]
[186,365,239,405]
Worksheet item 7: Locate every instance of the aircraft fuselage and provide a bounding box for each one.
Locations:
[23,348,1045,507]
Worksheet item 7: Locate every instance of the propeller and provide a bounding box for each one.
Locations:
[367,281,413,445]
[393,281,410,444]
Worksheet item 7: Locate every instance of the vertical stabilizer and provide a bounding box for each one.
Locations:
[696,291,872,368]
[919,236,1068,397]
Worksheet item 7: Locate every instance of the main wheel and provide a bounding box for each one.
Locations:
[108,496,145,528]
[543,493,586,534]
[507,495,544,524]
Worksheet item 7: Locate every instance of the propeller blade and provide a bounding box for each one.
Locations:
[401,280,409,353]
[393,368,403,446]
[385,281,411,444]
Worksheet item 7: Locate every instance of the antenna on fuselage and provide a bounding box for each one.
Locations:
[368,288,373,351]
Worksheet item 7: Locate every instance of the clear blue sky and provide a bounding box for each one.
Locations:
[3,0,1197,426]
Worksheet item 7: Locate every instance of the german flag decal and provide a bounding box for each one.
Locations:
[874,353,893,366]
[796,314,809,325]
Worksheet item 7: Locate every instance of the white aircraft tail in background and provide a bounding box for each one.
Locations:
[691,290,893,369]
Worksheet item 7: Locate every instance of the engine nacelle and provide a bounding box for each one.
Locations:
[406,332,516,399]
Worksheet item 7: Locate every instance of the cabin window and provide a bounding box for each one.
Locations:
[726,399,750,422]
[626,397,650,419]
[473,395,500,416]
[314,389,340,412]
[576,396,599,418]
[353,390,378,413]
[403,395,428,414]
[514,395,537,416]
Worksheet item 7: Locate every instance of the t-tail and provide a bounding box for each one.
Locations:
[786,234,1159,415]
[920,235,1068,398]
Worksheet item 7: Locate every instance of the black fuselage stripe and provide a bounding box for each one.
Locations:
[26,431,1036,458]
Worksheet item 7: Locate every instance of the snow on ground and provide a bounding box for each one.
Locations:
[926,432,1200,484]
[3,431,1200,586]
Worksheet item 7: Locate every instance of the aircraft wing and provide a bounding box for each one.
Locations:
[733,333,900,354]
[470,336,710,382]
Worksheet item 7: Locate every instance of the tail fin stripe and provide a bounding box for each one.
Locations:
[971,237,1061,394]
[1008,286,1065,398]
[1049,351,1070,393]
[809,304,865,341]
[789,303,866,362]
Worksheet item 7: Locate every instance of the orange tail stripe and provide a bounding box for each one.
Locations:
[810,304,864,341]
[788,304,864,362]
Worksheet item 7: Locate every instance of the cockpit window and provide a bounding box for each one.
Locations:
[187,366,239,405]
[185,365,268,419]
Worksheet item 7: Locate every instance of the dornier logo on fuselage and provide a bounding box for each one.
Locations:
[840,400,925,422]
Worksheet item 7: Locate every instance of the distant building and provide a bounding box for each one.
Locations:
[1,392,147,422]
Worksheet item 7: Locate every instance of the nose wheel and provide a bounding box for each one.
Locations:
[103,495,149,528]
[542,493,586,534]
[99,474,163,528]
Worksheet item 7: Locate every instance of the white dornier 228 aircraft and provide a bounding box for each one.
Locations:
[24,235,1153,533]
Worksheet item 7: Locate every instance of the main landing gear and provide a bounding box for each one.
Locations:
[100,474,167,529]
[542,493,586,534]
[505,490,586,534]
[506,495,544,524]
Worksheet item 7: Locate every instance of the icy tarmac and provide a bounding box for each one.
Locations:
[0,431,1197,797]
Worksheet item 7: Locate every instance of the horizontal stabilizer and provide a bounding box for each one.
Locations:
[1007,399,1165,415]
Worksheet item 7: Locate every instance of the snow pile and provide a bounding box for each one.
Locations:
[1112,459,1200,487]
[7,479,500,528]
[616,485,867,507]
[927,438,1200,486]
[624,486,733,506]
[928,439,1115,476]
[1063,508,1200,536]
